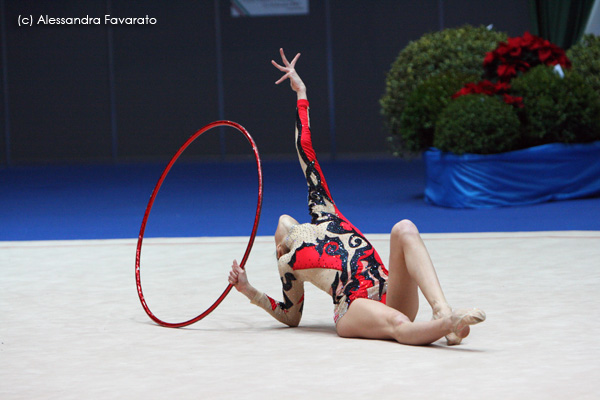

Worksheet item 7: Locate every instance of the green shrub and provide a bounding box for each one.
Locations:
[398,72,480,152]
[381,25,507,154]
[510,65,600,147]
[434,94,521,154]
[567,34,600,95]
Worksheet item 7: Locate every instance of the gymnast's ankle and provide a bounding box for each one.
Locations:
[432,304,473,346]
[431,302,452,319]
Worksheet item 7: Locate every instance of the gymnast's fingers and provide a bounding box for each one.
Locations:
[271,59,286,71]
[274,72,292,85]
[289,52,301,67]
[228,269,238,282]
[229,261,238,278]
[233,263,245,274]
[279,48,290,66]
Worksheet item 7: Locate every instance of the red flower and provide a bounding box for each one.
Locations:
[528,35,549,51]
[558,54,572,68]
[495,42,510,57]
[483,31,571,82]
[509,46,522,57]
[498,64,517,79]
[521,31,536,48]
[502,94,524,108]
[452,80,522,109]
[538,48,552,63]
[507,37,524,56]
[494,82,511,92]
[478,80,497,95]
[451,87,471,99]
[483,51,495,65]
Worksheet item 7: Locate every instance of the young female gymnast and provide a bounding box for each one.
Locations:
[228,48,485,346]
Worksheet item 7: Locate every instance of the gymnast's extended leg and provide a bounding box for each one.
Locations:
[336,219,485,345]
[385,219,479,344]
[336,298,484,346]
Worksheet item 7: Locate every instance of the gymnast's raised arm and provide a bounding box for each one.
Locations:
[272,48,339,223]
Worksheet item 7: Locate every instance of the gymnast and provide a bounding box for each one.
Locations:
[228,48,485,345]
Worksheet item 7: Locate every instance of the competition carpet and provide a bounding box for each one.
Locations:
[2,232,599,399]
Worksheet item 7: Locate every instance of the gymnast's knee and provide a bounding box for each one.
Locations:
[391,219,420,242]
[388,311,410,330]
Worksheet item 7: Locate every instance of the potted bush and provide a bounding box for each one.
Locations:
[566,34,600,94]
[380,25,508,155]
[383,29,600,208]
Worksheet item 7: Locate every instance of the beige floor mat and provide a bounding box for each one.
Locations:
[1,231,599,399]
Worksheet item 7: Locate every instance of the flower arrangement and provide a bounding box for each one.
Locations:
[452,32,572,110]
[393,32,600,208]
[382,28,600,156]
[380,25,507,155]
[483,31,571,82]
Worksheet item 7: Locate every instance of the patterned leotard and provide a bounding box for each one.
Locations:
[250,99,389,324]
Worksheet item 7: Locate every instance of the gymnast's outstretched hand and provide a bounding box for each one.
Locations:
[228,259,260,301]
[228,259,248,292]
[271,48,307,99]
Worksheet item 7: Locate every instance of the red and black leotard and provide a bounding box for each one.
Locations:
[250,99,389,324]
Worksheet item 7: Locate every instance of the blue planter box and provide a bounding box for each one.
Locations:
[424,141,600,208]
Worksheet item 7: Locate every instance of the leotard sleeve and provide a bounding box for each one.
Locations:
[295,100,341,224]
[249,260,304,327]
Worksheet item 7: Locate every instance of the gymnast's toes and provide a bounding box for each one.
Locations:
[452,308,486,330]
[446,325,469,345]
[444,308,485,345]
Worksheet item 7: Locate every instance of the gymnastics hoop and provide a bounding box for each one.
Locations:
[135,121,263,328]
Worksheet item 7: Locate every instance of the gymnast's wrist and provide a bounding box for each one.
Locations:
[296,89,307,101]
[243,285,259,300]
[249,288,263,304]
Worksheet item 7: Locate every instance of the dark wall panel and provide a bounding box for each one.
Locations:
[219,1,330,157]
[443,0,531,35]
[0,18,6,166]
[1,0,533,165]
[331,0,440,155]
[112,1,219,161]
[5,0,112,164]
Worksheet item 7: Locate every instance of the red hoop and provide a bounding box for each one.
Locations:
[135,121,263,328]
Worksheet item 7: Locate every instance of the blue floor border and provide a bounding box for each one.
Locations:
[1,159,599,241]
